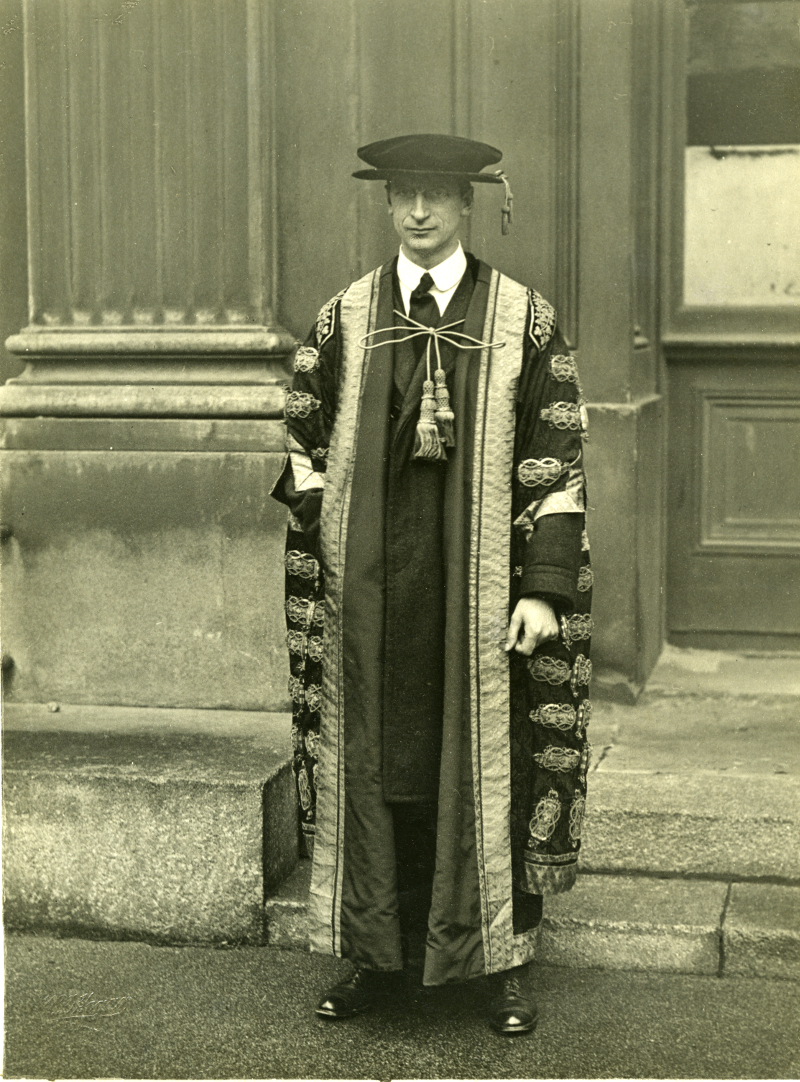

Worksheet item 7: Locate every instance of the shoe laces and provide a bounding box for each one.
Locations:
[503,974,524,998]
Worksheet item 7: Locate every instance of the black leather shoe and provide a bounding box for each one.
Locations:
[488,966,538,1035]
[315,968,400,1019]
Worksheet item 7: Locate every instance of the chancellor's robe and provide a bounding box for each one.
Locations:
[272,255,593,985]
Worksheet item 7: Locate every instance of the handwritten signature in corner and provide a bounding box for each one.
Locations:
[40,991,133,1031]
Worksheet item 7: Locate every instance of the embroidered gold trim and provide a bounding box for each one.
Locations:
[581,530,591,552]
[288,675,304,704]
[578,566,594,592]
[291,723,302,751]
[571,655,592,695]
[307,635,324,663]
[523,857,577,896]
[297,764,313,810]
[525,849,576,866]
[468,269,532,974]
[549,354,582,388]
[528,788,561,843]
[286,391,321,420]
[580,403,590,440]
[311,447,328,461]
[285,550,319,580]
[561,614,594,646]
[306,684,322,713]
[579,741,592,777]
[527,289,557,352]
[534,745,581,772]
[312,266,379,960]
[286,630,307,656]
[305,730,321,758]
[315,288,346,347]
[517,456,569,488]
[528,655,571,685]
[294,345,320,373]
[530,703,577,730]
[569,791,586,845]
[285,596,324,628]
[576,700,592,737]
[286,596,311,626]
[540,401,582,431]
[288,511,303,532]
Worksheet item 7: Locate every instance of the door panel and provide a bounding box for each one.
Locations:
[667,358,800,647]
[701,398,800,549]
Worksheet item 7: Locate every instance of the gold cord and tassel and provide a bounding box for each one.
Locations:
[413,335,450,460]
[433,368,455,447]
[359,312,506,462]
[414,378,446,460]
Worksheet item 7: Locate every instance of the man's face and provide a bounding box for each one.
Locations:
[388,176,471,268]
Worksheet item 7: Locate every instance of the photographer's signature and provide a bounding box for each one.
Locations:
[40,991,132,1030]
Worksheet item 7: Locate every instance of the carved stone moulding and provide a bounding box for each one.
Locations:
[1,326,297,419]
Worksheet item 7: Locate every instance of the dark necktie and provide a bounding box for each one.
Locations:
[408,272,438,360]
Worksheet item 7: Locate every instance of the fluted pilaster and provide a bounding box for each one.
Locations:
[4,0,292,415]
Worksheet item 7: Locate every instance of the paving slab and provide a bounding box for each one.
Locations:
[724,883,800,980]
[592,696,800,776]
[646,644,800,699]
[3,703,298,943]
[539,875,727,975]
[5,934,800,1079]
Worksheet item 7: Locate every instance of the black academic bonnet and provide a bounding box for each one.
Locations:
[352,133,504,183]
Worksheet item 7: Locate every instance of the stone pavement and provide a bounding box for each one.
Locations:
[4,934,800,1080]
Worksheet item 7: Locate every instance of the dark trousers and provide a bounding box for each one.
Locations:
[391,803,438,962]
[391,802,545,967]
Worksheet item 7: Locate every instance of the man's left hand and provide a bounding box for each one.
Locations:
[504,597,559,656]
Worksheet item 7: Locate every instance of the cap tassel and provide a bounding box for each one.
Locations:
[414,380,447,460]
[495,171,514,235]
[433,368,455,447]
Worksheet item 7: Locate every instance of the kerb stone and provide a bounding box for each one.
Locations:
[724,883,800,980]
[265,861,313,949]
[538,875,726,975]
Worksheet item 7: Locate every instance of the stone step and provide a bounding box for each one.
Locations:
[581,772,800,881]
[6,694,798,950]
[265,862,800,981]
[2,702,297,944]
[585,699,800,882]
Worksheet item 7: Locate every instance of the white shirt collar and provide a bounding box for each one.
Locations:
[397,243,467,295]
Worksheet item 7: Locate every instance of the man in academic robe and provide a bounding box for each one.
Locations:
[272,134,592,1035]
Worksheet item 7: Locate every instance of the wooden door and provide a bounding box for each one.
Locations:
[663,0,800,649]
